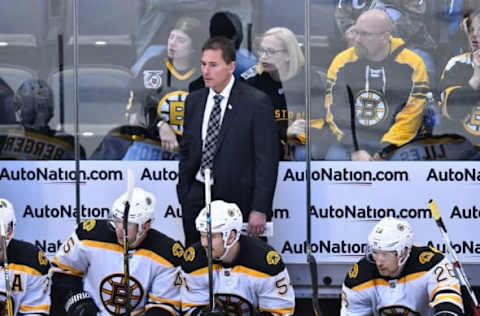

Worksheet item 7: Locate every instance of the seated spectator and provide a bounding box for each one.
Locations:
[243,27,331,160]
[335,0,438,82]
[0,79,85,160]
[127,16,204,158]
[438,8,480,153]
[325,9,429,161]
[189,11,257,91]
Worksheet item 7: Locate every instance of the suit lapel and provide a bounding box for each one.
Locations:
[194,88,209,146]
[216,80,241,150]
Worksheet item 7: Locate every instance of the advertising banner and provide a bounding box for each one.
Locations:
[1,161,479,264]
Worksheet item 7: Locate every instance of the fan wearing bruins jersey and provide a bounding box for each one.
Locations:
[325,9,429,161]
[341,217,463,316]
[0,198,50,315]
[127,17,203,157]
[0,79,85,160]
[438,8,480,152]
[50,188,183,316]
[244,27,331,161]
[181,200,295,316]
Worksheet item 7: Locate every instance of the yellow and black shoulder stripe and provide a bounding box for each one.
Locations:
[137,228,184,267]
[8,239,50,275]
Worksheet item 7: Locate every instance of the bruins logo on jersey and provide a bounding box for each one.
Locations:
[215,292,254,316]
[157,90,188,135]
[100,273,143,315]
[172,242,184,258]
[463,105,480,136]
[184,246,195,262]
[355,90,389,127]
[82,219,96,232]
[419,251,434,264]
[378,305,420,315]
[348,263,359,279]
[38,251,48,266]
[266,251,281,265]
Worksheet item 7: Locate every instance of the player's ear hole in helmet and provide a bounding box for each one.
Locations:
[195,200,243,260]
[366,217,413,267]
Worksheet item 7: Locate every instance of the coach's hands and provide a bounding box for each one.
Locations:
[158,121,179,152]
[247,211,266,237]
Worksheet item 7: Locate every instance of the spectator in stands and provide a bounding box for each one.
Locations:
[0,79,85,160]
[341,217,464,315]
[0,78,16,124]
[335,0,438,82]
[93,17,204,160]
[438,7,480,152]
[243,26,331,160]
[325,9,429,161]
[188,11,257,91]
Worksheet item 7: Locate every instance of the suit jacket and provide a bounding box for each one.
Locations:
[177,79,279,219]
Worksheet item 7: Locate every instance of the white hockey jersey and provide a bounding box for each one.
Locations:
[51,219,184,315]
[1,239,50,315]
[341,245,464,316]
[181,236,295,316]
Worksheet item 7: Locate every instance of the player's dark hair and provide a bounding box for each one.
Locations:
[202,36,236,64]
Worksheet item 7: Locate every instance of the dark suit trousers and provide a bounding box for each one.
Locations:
[181,180,206,246]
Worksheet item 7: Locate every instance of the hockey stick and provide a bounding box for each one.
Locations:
[123,169,135,316]
[203,168,219,314]
[428,199,480,315]
[0,221,13,316]
[347,85,359,151]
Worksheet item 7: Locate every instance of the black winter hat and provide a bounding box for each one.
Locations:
[209,11,243,49]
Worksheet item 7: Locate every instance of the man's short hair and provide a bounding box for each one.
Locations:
[202,36,236,64]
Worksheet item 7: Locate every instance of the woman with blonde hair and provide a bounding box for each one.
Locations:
[244,26,329,160]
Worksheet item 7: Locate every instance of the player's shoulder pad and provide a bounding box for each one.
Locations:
[75,219,117,244]
[236,236,286,276]
[240,64,259,80]
[8,239,50,275]
[181,242,207,273]
[343,257,377,289]
[403,245,445,274]
[138,228,184,267]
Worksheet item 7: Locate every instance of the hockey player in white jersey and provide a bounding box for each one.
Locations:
[0,198,50,315]
[341,217,464,316]
[181,200,295,316]
[50,188,184,315]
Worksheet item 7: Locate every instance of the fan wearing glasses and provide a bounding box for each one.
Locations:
[325,9,429,161]
[242,27,330,160]
[341,217,463,316]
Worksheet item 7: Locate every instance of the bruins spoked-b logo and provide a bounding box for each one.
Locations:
[355,90,388,127]
[157,90,188,135]
[215,292,254,316]
[100,274,143,315]
[463,105,480,136]
[379,305,420,315]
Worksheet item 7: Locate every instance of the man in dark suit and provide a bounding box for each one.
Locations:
[177,36,279,246]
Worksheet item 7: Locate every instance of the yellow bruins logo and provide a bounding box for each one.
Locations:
[348,263,359,279]
[172,242,184,258]
[38,251,48,266]
[266,251,281,265]
[379,305,420,315]
[215,293,254,315]
[184,246,195,262]
[82,219,96,232]
[419,251,434,264]
[463,105,480,136]
[355,89,388,127]
[100,273,143,315]
[157,90,188,135]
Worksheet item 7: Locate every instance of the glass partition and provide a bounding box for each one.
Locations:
[0,1,479,315]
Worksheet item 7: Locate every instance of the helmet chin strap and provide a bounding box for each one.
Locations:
[218,230,240,261]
